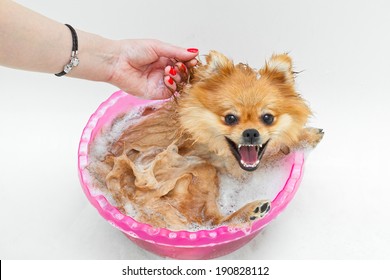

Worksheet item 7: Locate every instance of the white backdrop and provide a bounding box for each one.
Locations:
[1,0,389,259]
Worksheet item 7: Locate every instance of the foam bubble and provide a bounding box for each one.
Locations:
[123,201,138,219]
[218,158,291,217]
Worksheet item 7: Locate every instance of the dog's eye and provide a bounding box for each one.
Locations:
[261,114,274,125]
[224,114,239,125]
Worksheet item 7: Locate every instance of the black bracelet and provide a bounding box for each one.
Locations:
[55,24,79,77]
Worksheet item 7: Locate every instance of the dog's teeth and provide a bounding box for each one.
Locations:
[240,159,260,168]
[238,144,264,148]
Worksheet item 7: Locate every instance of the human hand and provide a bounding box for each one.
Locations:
[108,39,198,99]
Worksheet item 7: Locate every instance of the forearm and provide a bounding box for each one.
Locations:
[0,0,117,82]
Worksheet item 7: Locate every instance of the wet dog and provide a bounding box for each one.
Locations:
[91,51,323,230]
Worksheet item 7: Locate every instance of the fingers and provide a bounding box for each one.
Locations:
[164,61,194,94]
[186,58,198,68]
[164,75,176,93]
[165,63,181,83]
[150,40,199,95]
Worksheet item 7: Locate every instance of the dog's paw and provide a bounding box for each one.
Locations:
[300,127,324,149]
[221,200,271,227]
[249,200,271,222]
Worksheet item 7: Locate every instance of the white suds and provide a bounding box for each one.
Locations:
[218,158,291,217]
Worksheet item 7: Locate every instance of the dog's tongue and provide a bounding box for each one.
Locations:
[239,146,258,165]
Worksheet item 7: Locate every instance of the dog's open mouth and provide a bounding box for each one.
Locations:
[225,138,270,171]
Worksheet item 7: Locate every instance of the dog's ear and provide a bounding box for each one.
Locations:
[259,54,295,85]
[196,50,234,80]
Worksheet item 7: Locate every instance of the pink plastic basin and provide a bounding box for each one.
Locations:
[78,90,305,259]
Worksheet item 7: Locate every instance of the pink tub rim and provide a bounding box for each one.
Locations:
[77,90,305,248]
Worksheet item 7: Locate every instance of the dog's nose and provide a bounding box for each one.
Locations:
[242,129,260,144]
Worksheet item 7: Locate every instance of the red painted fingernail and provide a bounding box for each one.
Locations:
[187,48,198,53]
[167,77,174,85]
[180,64,187,73]
[169,67,177,76]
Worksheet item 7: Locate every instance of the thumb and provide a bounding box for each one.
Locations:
[152,40,198,61]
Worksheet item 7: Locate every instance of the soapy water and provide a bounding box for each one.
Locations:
[218,159,291,217]
[87,102,291,231]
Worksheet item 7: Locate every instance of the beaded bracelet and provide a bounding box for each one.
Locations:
[55,24,79,77]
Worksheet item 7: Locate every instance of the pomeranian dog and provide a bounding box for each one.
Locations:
[92,51,323,230]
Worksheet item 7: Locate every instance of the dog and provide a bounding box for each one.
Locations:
[91,51,323,230]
